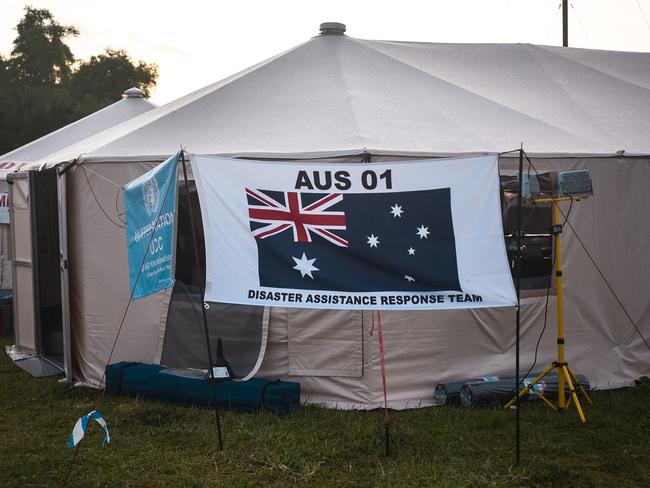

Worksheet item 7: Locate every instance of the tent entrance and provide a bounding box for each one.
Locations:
[160,181,268,378]
[8,168,69,377]
[31,168,63,368]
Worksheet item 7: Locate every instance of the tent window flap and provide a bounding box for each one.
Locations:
[287,309,363,377]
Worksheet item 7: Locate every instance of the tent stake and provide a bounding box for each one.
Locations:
[180,151,224,452]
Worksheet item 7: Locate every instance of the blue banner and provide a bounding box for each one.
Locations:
[124,152,179,300]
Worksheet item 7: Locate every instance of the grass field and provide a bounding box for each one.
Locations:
[1,336,649,488]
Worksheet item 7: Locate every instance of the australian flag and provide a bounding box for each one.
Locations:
[246,188,461,292]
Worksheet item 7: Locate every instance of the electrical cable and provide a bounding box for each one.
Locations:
[635,0,650,35]
[115,187,126,225]
[502,155,554,388]
[520,150,571,386]
[523,193,556,366]
[545,2,563,44]
[519,197,573,386]
[522,149,650,354]
[570,2,592,47]
[507,150,568,388]
[524,261,553,382]
[81,166,125,229]
[80,164,122,188]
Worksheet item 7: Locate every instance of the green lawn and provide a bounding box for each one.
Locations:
[1,335,649,487]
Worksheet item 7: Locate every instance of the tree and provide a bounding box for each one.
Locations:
[72,49,158,108]
[0,7,158,155]
[9,7,78,86]
[0,56,11,150]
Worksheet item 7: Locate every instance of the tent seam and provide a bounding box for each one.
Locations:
[522,44,633,148]
[354,39,597,146]
[535,45,650,94]
[332,38,367,149]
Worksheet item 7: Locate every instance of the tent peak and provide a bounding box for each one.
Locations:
[123,87,144,99]
[319,22,346,35]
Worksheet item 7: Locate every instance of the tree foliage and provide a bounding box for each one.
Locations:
[0,6,158,155]
[10,7,78,86]
[73,49,158,104]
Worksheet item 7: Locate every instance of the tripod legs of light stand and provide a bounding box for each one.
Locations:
[503,361,592,422]
[504,199,593,423]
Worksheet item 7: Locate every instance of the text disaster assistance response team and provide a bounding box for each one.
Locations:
[247,289,484,306]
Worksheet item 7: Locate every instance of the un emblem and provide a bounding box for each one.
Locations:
[142,175,160,215]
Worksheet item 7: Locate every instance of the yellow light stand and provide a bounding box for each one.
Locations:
[504,197,592,422]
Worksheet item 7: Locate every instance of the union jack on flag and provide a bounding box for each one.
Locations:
[246,189,348,247]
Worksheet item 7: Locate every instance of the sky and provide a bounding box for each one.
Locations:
[2,0,650,105]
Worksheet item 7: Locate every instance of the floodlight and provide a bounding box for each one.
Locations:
[554,169,593,198]
[522,173,541,200]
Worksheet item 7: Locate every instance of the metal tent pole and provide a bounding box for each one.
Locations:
[562,0,569,47]
[179,151,224,452]
[515,146,524,465]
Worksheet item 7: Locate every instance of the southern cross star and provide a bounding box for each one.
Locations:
[407,247,416,255]
[292,253,319,279]
[366,234,380,248]
[404,275,415,282]
[390,204,404,218]
[416,225,430,239]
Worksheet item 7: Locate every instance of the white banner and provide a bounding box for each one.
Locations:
[190,154,516,310]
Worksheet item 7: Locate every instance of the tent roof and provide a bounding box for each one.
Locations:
[40,34,650,162]
[0,89,156,176]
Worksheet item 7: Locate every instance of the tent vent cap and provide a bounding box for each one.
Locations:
[123,87,145,99]
[320,22,346,35]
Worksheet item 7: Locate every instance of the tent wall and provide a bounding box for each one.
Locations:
[66,162,172,386]
[256,156,650,408]
[62,156,650,408]
[506,157,650,389]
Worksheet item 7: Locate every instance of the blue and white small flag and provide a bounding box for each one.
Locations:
[67,410,110,448]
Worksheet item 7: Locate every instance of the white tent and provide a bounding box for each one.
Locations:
[60,30,650,158]
[2,88,156,372]
[0,87,156,176]
[10,24,650,408]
